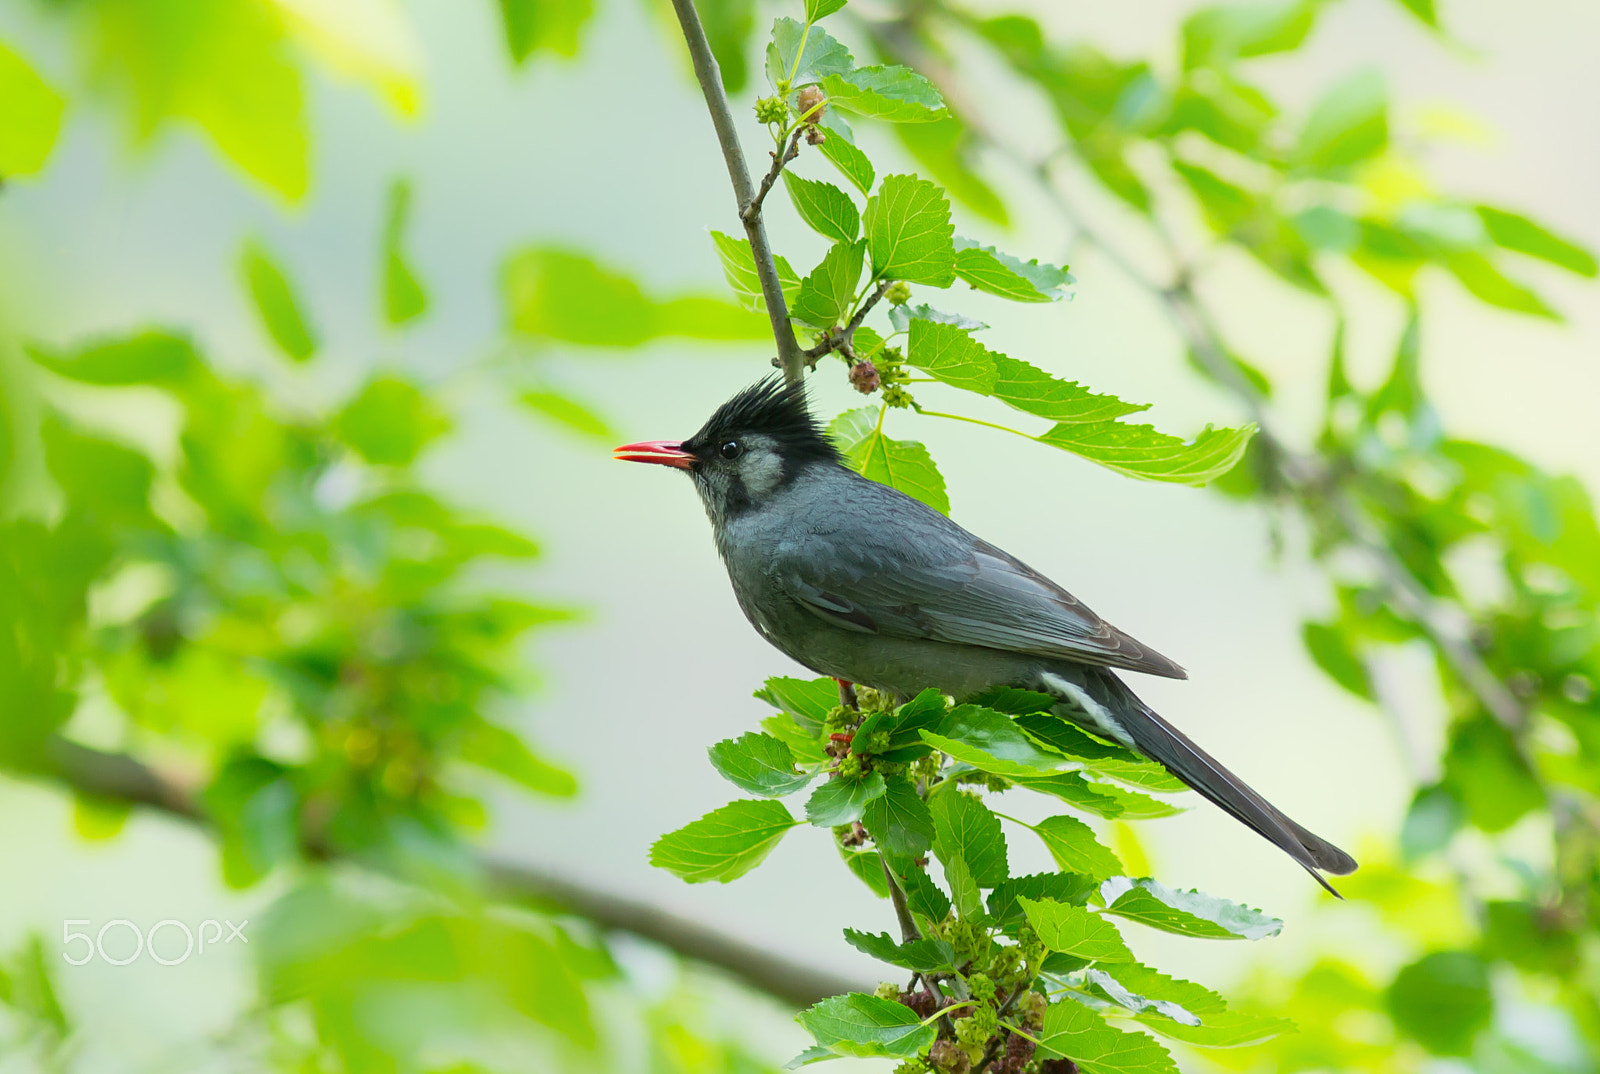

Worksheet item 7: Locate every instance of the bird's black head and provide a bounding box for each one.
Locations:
[613,376,840,524]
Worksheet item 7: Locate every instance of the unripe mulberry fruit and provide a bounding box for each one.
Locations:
[928,1040,971,1074]
[849,360,880,393]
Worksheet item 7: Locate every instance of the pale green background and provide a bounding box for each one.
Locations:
[0,0,1596,1068]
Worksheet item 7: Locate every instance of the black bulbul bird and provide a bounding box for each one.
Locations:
[615,377,1357,893]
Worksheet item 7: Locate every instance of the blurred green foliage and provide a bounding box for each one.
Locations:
[2,0,1598,1071]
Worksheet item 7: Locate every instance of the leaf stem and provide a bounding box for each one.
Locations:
[667,0,806,384]
[915,407,1036,441]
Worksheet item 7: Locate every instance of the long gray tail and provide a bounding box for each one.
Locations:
[1037,668,1357,895]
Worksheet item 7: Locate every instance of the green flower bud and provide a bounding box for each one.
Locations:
[886,281,913,305]
[755,96,788,125]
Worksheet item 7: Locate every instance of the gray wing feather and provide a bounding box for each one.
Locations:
[773,469,1186,679]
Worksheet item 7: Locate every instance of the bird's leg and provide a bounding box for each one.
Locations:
[835,677,858,710]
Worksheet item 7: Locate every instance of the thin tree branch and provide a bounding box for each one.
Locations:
[745,127,804,225]
[668,0,806,384]
[33,735,862,1008]
[804,279,895,362]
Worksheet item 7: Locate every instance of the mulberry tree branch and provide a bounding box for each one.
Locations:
[668,0,806,384]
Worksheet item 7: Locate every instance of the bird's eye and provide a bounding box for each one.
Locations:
[719,440,743,461]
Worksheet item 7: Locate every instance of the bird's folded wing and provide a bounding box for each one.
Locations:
[779,531,1186,679]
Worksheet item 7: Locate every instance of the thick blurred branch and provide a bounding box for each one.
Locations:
[36,735,861,1008]
[668,0,806,385]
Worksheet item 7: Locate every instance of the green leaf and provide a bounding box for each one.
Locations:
[1444,252,1559,320]
[709,230,804,313]
[817,126,875,195]
[764,713,829,764]
[919,704,1065,777]
[929,788,1008,887]
[650,799,800,883]
[888,304,988,333]
[821,66,946,123]
[383,179,428,325]
[1293,68,1387,172]
[902,323,1148,428]
[1476,205,1597,277]
[0,40,65,176]
[1390,0,1438,27]
[240,239,317,362]
[902,866,952,924]
[1181,1,1317,70]
[805,770,887,826]
[952,237,1073,302]
[827,407,950,515]
[987,873,1100,927]
[906,319,997,393]
[89,0,309,199]
[1011,710,1146,764]
[792,240,866,329]
[796,992,936,1059]
[1100,962,1293,1047]
[458,719,577,797]
[506,247,768,344]
[856,687,948,760]
[1085,968,1201,1027]
[1031,815,1123,881]
[1035,998,1181,1074]
[1399,783,1461,861]
[709,732,816,797]
[842,929,956,972]
[40,416,155,522]
[518,389,613,439]
[332,376,450,466]
[1036,420,1255,485]
[497,0,593,62]
[783,173,859,243]
[766,18,852,90]
[1015,773,1183,820]
[993,357,1147,424]
[943,851,984,918]
[1099,878,1282,940]
[755,676,839,731]
[806,0,848,20]
[785,1045,836,1069]
[1019,898,1133,962]
[1302,621,1373,699]
[28,331,198,386]
[1441,717,1544,833]
[861,776,935,859]
[1385,951,1491,1056]
[862,174,957,285]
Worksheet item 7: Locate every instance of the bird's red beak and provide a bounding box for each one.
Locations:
[612,439,695,469]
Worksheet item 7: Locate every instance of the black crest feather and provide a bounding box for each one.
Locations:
[687,376,840,465]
